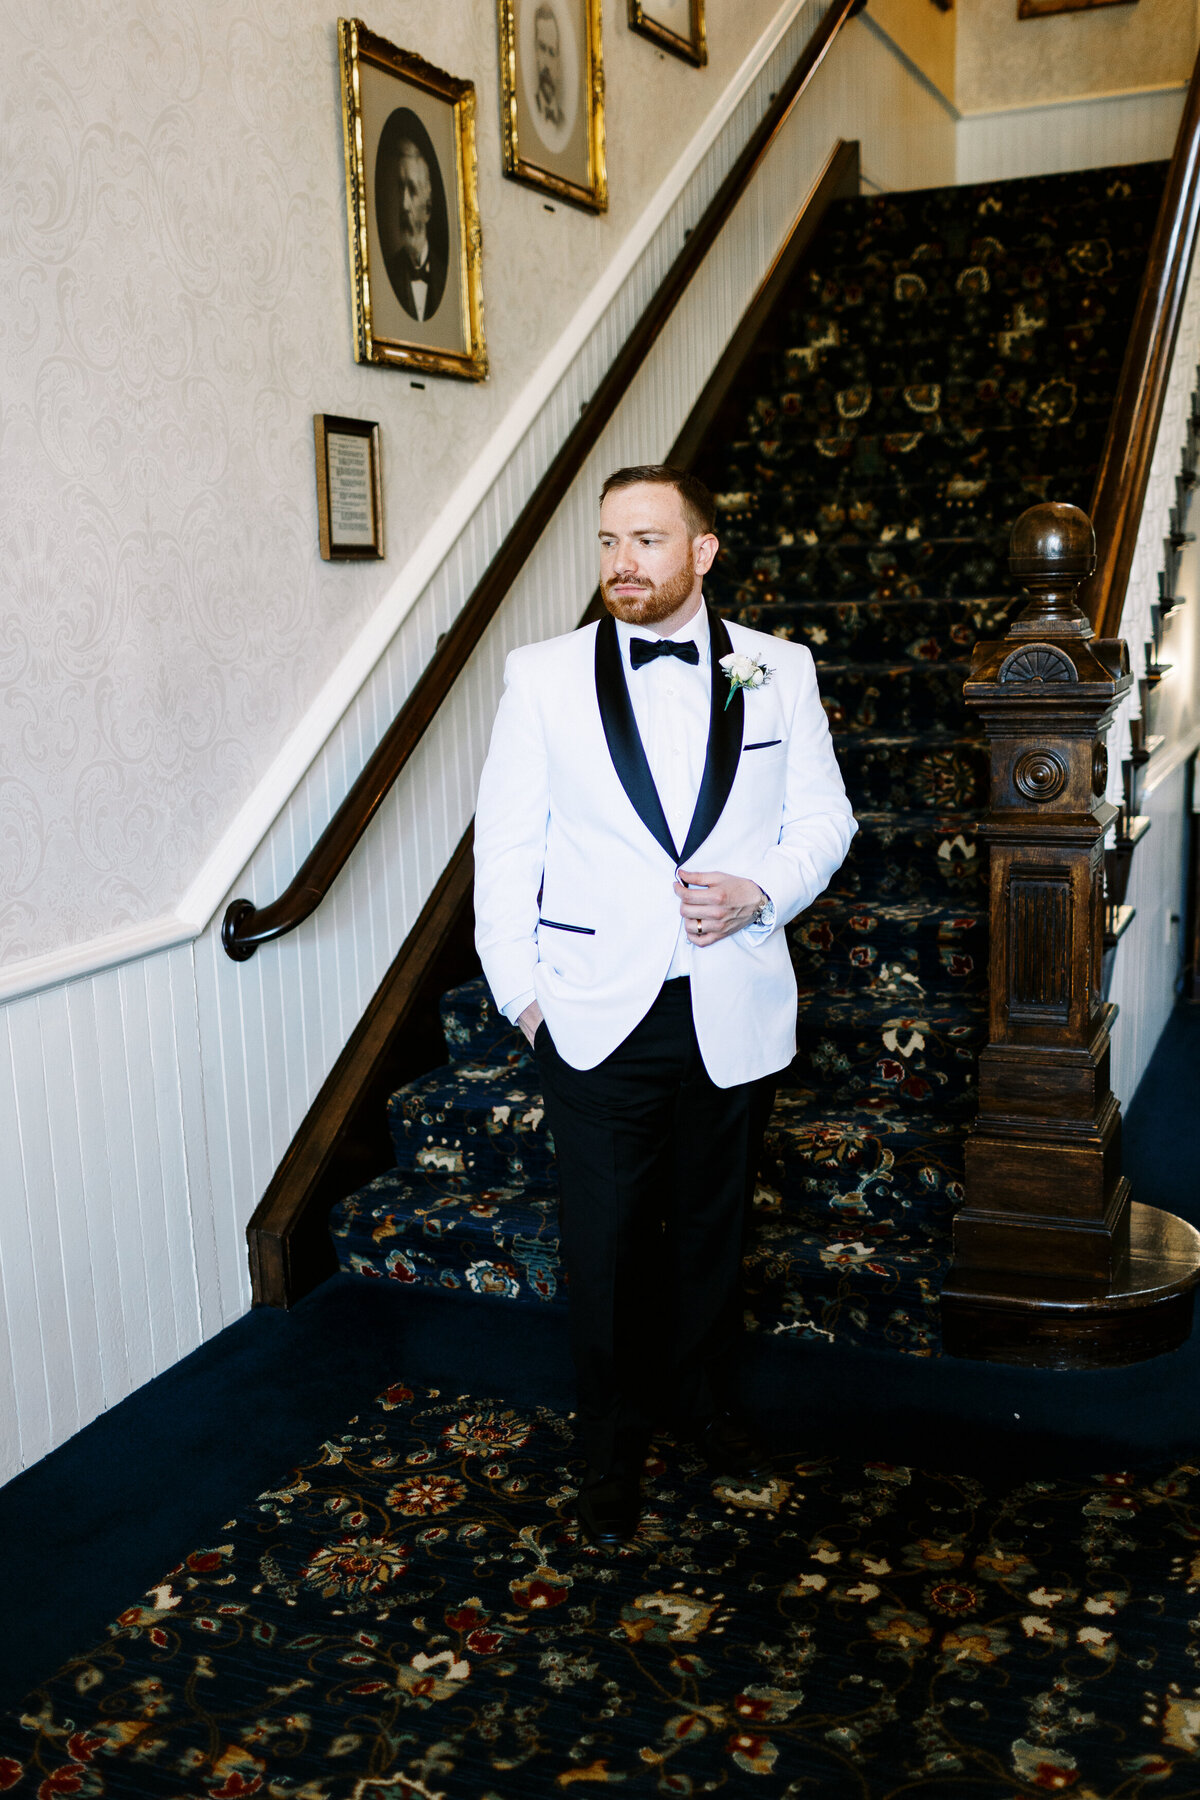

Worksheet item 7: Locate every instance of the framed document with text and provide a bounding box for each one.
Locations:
[314,415,384,561]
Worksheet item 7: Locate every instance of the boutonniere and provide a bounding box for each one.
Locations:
[719,650,773,711]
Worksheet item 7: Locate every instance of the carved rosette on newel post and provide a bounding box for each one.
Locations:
[941,503,1200,1367]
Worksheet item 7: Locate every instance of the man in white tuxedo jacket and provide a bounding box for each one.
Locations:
[474,466,855,1543]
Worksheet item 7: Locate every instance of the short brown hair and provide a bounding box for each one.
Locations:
[599,464,716,538]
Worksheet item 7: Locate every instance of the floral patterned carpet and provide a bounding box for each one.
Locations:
[329,159,1168,1359]
[5,1378,1200,1797]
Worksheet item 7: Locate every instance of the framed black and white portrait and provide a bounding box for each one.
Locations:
[338,19,488,380]
[628,0,706,66]
[498,0,607,213]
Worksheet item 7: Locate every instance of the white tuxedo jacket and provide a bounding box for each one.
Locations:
[473,606,856,1088]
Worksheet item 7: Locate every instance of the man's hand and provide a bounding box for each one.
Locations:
[517,999,544,1046]
[674,870,765,947]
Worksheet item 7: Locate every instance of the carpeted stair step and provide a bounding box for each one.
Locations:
[748,342,1146,409]
[439,979,528,1069]
[813,162,1166,263]
[713,472,1098,553]
[789,896,986,998]
[743,341,1145,441]
[763,1092,965,1238]
[828,810,987,901]
[814,661,973,732]
[713,419,1126,506]
[711,535,1012,602]
[789,988,985,1118]
[786,271,1149,347]
[716,594,1016,660]
[832,730,988,811]
[741,1211,948,1354]
[386,1062,556,1189]
[331,1166,564,1308]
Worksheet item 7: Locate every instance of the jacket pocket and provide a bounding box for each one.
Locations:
[538,917,596,935]
[743,739,783,751]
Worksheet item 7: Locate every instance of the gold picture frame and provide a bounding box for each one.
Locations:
[1018,0,1135,15]
[628,0,706,67]
[498,0,608,213]
[313,414,384,560]
[338,19,488,380]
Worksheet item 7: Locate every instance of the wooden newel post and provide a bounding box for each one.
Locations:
[941,503,1200,1366]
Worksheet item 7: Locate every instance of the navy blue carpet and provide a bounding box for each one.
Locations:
[0,1005,1196,1767]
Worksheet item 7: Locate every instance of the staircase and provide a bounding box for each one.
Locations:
[331,160,1167,1358]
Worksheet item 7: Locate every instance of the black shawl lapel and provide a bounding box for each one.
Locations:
[679,607,744,865]
[594,612,679,862]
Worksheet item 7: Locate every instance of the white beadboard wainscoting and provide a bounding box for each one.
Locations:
[957,84,1187,185]
[1108,755,1193,1111]
[1098,141,1200,1114]
[0,7,960,1483]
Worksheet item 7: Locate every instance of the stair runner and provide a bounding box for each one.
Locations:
[332,161,1166,1357]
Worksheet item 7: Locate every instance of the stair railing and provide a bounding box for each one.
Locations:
[221,0,865,963]
[1084,44,1200,639]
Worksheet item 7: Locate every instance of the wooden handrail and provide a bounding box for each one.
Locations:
[222,0,865,960]
[1084,48,1200,638]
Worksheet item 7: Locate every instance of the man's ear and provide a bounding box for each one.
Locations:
[695,532,719,577]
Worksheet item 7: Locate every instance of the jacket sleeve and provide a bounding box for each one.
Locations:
[473,649,550,1018]
[742,641,857,928]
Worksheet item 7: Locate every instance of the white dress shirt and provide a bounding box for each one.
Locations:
[616,603,711,983]
[501,599,773,1025]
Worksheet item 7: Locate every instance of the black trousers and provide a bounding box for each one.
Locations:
[533,978,776,1477]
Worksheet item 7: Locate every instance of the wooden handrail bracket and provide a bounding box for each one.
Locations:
[222,0,864,961]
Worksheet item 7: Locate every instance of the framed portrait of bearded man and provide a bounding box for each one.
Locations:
[338,19,488,380]
[497,0,608,213]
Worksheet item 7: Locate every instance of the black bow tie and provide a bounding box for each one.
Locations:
[629,637,700,669]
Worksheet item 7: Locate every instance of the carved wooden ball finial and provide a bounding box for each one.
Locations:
[1009,503,1096,580]
[1006,502,1096,639]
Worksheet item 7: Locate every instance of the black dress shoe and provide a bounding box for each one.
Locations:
[688,1411,772,1479]
[576,1470,641,1546]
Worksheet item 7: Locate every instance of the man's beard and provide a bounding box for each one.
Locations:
[602,549,696,627]
[398,225,428,269]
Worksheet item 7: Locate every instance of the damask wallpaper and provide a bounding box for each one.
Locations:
[956,0,1196,112]
[0,0,788,968]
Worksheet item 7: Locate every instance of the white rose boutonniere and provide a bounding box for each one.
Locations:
[719,650,773,711]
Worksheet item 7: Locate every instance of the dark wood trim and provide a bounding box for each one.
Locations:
[221,0,864,961]
[1083,49,1200,637]
[247,826,475,1306]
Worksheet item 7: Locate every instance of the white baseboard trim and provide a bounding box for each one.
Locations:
[0,915,195,1006]
[959,81,1187,124]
